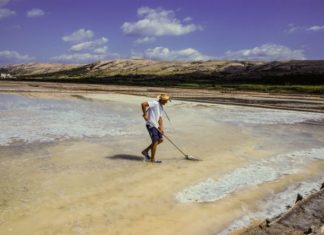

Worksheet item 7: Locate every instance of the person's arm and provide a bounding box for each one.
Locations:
[158,116,164,134]
[141,102,149,121]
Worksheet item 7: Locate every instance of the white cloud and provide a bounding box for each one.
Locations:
[307,25,324,32]
[93,46,108,54]
[287,27,298,33]
[50,53,107,63]
[62,29,94,44]
[53,29,111,63]
[70,41,94,51]
[0,0,10,7]
[26,8,45,18]
[286,24,324,33]
[0,8,15,19]
[183,17,192,22]
[70,37,108,52]
[134,36,156,44]
[224,44,306,61]
[143,47,210,61]
[0,50,34,64]
[286,24,300,34]
[121,7,201,43]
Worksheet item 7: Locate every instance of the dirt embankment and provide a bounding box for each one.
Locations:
[235,185,324,235]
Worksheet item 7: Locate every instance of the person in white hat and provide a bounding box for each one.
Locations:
[141,94,171,163]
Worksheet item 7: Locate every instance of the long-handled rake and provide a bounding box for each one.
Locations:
[162,109,200,161]
[161,131,201,161]
[151,121,201,161]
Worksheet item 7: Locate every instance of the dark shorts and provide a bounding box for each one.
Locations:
[146,124,163,143]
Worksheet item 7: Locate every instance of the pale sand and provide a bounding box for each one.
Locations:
[1,92,324,235]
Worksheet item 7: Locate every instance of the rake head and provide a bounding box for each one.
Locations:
[185,155,201,161]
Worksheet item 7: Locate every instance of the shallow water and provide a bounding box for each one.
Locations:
[0,94,141,146]
[0,92,324,235]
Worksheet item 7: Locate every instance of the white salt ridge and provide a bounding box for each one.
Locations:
[219,177,324,235]
[0,94,141,146]
[200,105,324,125]
[176,148,324,203]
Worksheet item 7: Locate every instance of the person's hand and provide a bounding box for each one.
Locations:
[159,128,164,135]
[143,114,148,121]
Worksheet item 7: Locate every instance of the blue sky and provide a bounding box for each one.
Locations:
[0,0,324,64]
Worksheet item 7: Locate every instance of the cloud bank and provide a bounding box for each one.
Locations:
[224,44,306,61]
[52,29,110,63]
[286,23,324,33]
[141,47,210,61]
[0,0,10,7]
[70,37,108,54]
[62,29,95,44]
[0,7,15,19]
[26,8,45,18]
[307,25,324,32]
[122,7,201,43]
[0,0,15,20]
[0,50,34,63]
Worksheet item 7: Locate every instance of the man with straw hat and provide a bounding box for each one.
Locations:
[141,94,171,163]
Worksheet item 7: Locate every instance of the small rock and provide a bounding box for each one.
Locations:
[304,227,312,234]
[295,193,303,203]
[265,219,271,227]
[320,183,324,190]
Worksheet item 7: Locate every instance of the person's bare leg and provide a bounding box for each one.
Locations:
[142,143,152,155]
[150,139,163,162]
[150,141,159,162]
[143,139,162,154]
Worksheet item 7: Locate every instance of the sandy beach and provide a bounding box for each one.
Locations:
[1,82,324,235]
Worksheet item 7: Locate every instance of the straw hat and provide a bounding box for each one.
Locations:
[157,93,171,101]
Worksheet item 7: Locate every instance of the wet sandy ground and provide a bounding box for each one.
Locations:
[0,91,324,235]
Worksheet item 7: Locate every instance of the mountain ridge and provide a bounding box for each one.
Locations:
[1,59,324,87]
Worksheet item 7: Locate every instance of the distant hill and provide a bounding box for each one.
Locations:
[0,63,81,76]
[1,59,324,86]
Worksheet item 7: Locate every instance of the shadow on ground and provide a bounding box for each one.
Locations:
[107,154,144,161]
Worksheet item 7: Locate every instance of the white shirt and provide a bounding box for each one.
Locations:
[146,100,163,128]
